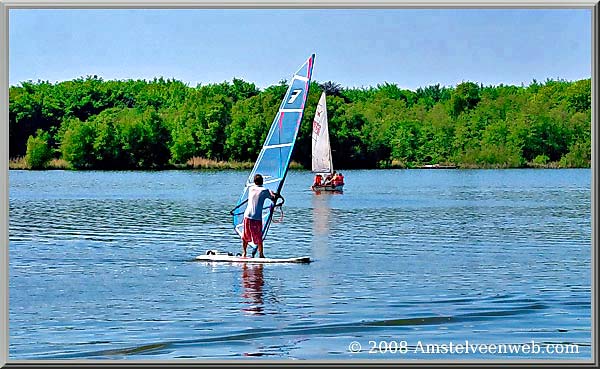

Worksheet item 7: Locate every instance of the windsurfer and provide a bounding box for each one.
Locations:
[242,174,276,258]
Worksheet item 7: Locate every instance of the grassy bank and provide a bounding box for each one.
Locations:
[177,157,305,170]
[9,157,584,171]
[9,156,307,171]
[378,159,576,169]
[9,157,71,170]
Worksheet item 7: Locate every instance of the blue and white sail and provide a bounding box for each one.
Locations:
[232,54,315,241]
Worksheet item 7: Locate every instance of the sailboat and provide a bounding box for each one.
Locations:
[311,92,344,192]
[197,54,315,264]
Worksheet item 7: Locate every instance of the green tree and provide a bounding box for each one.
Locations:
[117,107,171,168]
[25,129,53,169]
[450,81,481,118]
[91,108,123,168]
[60,117,96,169]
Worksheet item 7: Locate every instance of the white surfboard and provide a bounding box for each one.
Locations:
[195,254,311,263]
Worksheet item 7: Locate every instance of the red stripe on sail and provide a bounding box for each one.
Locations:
[301,83,308,109]
[279,112,284,131]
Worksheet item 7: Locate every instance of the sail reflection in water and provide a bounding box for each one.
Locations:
[311,194,332,260]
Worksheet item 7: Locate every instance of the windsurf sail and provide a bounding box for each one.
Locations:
[231,54,315,241]
[311,92,333,174]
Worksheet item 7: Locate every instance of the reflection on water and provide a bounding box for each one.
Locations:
[8,169,592,360]
[311,193,332,260]
[241,264,265,316]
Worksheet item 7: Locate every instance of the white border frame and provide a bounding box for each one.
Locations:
[0,1,597,367]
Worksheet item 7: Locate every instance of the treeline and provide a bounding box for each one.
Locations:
[9,75,591,170]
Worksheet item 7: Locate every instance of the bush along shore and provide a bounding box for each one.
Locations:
[9,76,591,170]
[9,156,306,171]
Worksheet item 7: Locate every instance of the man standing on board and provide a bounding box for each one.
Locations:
[242,174,276,258]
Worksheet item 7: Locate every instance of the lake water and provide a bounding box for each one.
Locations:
[8,169,592,361]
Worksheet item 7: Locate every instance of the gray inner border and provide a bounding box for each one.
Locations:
[0,0,597,367]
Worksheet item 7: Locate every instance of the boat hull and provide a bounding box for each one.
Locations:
[311,184,344,192]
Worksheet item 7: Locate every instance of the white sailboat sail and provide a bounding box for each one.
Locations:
[311,92,333,174]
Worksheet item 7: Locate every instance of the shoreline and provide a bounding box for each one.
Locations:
[8,159,589,171]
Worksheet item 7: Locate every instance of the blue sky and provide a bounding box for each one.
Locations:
[9,8,591,90]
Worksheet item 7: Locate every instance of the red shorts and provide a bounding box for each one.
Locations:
[242,217,263,244]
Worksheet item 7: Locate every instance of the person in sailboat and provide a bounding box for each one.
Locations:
[331,172,340,186]
[333,172,344,187]
[242,173,277,258]
[312,174,323,189]
[323,171,336,186]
